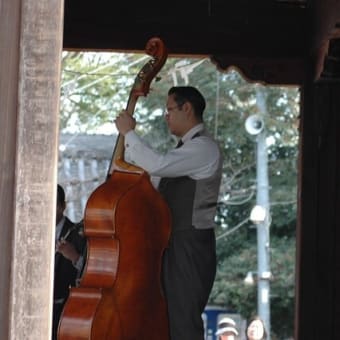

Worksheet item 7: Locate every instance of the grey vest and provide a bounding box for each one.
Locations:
[158,132,222,231]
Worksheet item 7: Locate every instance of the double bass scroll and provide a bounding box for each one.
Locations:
[58,37,171,340]
[108,37,168,175]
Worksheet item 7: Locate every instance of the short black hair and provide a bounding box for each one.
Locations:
[57,184,65,205]
[168,86,206,120]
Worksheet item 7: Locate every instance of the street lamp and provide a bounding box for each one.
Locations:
[245,114,271,340]
[244,271,256,285]
[250,205,267,224]
[244,271,273,286]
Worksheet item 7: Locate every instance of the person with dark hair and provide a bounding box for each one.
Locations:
[245,315,267,340]
[52,184,86,340]
[115,86,223,340]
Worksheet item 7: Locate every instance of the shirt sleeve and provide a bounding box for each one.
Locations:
[73,255,84,272]
[124,130,221,180]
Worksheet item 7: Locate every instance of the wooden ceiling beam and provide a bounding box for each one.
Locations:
[62,0,340,83]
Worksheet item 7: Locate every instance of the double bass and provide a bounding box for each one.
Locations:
[58,37,171,339]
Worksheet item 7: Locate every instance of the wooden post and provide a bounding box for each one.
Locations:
[0,0,64,338]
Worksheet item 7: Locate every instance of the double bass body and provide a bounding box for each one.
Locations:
[58,38,171,339]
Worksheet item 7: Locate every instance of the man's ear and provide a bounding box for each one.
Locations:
[182,102,192,118]
[184,102,198,122]
[182,101,190,112]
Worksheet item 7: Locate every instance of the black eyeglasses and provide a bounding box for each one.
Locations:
[163,105,182,116]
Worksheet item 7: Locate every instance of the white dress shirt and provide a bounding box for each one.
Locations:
[55,216,83,271]
[124,123,221,186]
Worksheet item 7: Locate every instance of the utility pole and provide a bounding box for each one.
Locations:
[254,128,271,340]
[245,109,271,340]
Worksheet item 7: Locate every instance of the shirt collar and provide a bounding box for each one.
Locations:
[181,123,204,144]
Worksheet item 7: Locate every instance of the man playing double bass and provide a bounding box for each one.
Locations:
[115,86,223,340]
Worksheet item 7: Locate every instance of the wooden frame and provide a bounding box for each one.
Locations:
[1,1,340,339]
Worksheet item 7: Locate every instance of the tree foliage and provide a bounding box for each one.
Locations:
[60,51,299,338]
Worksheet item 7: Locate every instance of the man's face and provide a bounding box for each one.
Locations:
[164,94,187,137]
[220,332,235,340]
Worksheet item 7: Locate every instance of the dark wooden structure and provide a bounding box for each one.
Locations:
[1,0,340,339]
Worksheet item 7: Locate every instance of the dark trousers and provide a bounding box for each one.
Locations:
[52,300,65,340]
[162,227,216,340]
